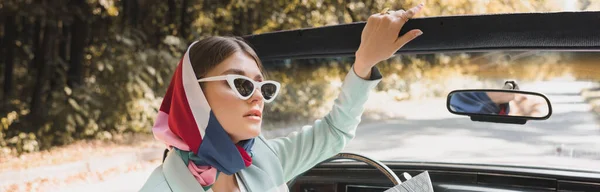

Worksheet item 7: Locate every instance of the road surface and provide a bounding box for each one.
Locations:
[344,80,600,170]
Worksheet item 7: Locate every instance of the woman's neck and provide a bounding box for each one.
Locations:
[211,173,240,192]
[229,133,241,144]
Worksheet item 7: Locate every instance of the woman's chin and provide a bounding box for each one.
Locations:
[249,126,262,137]
[242,123,262,139]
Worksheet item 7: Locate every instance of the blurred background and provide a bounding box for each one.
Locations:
[1,0,600,191]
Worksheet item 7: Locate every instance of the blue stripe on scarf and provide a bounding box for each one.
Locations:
[176,111,255,175]
[450,92,510,114]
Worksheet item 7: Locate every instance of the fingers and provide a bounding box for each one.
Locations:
[366,13,385,29]
[404,3,424,20]
[388,4,424,42]
[368,13,383,21]
[379,7,390,15]
[362,14,382,40]
[395,29,423,48]
[391,10,407,22]
[386,9,407,36]
[391,4,424,22]
[357,4,425,65]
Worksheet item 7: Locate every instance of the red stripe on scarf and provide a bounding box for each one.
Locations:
[499,105,507,115]
[165,60,203,154]
[236,145,252,167]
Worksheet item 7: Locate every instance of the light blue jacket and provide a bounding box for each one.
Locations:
[139,67,382,192]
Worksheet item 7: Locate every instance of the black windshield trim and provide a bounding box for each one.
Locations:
[243,11,600,62]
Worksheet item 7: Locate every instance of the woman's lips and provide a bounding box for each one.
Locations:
[244,109,262,117]
[244,115,261,121]
[243,109,262,122]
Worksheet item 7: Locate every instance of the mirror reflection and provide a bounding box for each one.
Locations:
[448,90,550,118]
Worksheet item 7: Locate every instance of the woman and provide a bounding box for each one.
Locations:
[449,91,513,115]
[140,4,424,192]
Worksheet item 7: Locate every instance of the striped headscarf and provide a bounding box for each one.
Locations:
[152,41,254,187]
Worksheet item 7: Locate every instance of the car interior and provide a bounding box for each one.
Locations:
[241,11,600,192]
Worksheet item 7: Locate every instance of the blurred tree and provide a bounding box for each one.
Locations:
[2,14,16,101]
[167,0,176,25]
[29,19,58,131]
[180,0,189,38]
[67,0,90,88]
[0,0,578,155]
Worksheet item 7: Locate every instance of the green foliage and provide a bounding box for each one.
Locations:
[1,0,579,156]
[263,59,351,128]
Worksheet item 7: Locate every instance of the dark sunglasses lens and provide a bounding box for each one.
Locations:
[261,83,277,100]
[233,78,254,97]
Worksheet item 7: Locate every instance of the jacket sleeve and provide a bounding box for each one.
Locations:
[266,66,382,182]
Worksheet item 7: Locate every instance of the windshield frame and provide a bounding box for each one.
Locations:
[244,11,600,61]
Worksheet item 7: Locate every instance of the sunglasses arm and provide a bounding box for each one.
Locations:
[197,76,228,82]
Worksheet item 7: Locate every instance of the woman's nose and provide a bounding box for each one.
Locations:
[248,87,264,103]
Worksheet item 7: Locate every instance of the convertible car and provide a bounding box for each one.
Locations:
[237,11,600,192]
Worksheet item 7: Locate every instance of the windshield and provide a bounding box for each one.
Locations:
[261,51,600,171]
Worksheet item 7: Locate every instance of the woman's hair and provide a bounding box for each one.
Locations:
[189,36,265,79]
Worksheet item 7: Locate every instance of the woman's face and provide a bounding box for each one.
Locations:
[202,51,264,143]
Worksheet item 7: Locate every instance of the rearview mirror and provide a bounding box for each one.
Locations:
[447,89,552,124]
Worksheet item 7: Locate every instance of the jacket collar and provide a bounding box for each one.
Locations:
[161,136,289,192]
[163,150,206,192]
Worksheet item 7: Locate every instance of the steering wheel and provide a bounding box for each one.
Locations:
[287,152,401,189]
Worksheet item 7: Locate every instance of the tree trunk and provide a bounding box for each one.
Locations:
[247,8,254,34]
[0,17,4,48]
[180,0,188,38]
[241,8,250,35]
[3,15,17,100]
[31,0,44,67]
[49,22,70,105]
[202,0,214,34]
[59,24,70,63]
[0,16,4,80]
[346,6,357,22]
[232,8,242,35]
[167,0,176,26]
[130,0,139,28]
[335,0,345,24]
[31,18,43,70]
[29,21,58,131]
[68,2,89,88]
[121,0,128,27]
[21,15,32,45]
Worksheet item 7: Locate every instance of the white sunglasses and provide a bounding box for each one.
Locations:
[197,74,281,103]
